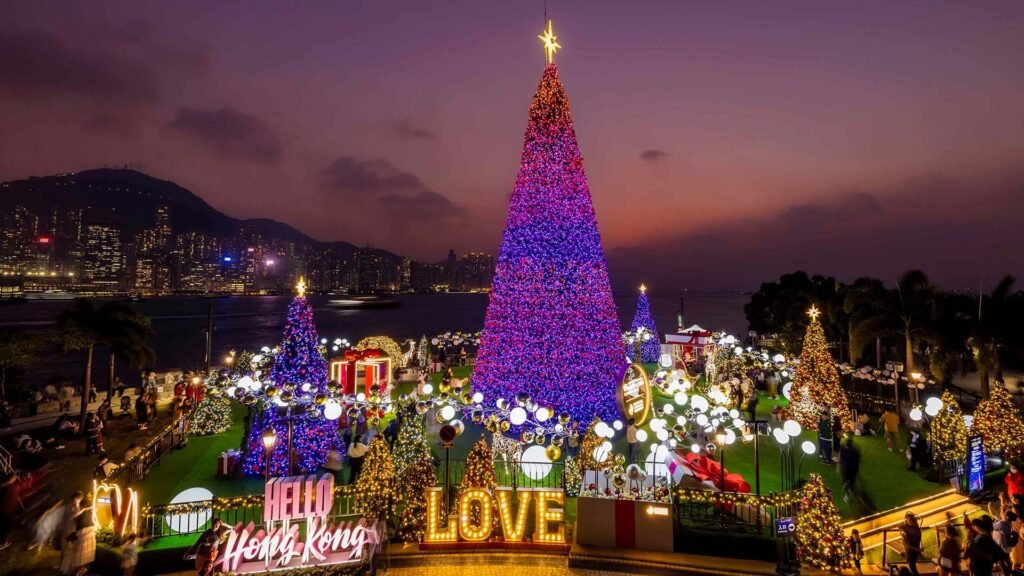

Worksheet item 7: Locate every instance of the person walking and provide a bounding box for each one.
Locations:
[121,533,147,576]
[848,528,864,575]
[194,517,225,576]
[59,383,74,413]
[899,512,923,576]
[937,523,962,576]
[839,437,861,502]
[626,418,639,464]
[346,437,369,484]
[818,410,834,464]
[766,370,779,399]
[135,395,149,431]
[881,407,901,452]
[324,443,344,483]
[29,500,64,551]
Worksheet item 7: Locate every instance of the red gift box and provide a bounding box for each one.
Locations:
[218,450,240,479]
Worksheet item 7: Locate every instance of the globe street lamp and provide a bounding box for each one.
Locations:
[261,427,277,481]
[714,424,728,491]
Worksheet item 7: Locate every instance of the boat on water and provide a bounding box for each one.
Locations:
[24,290,77,301]
[326,296,400,310]
[0,296,27,305]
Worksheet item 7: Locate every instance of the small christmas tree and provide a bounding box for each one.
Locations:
[796,474,851,571]
[395,455,438,543]
[578,418,608,471]
[190,392,233,436]
[972,383,1024,461]
[930,391,969,462]
[459,438,498,531]
[356,436,397,521]
[790,306,853,430]
[564,455,582,496]
[393,412,431,474]
[628,284,661,363]
[416,335,431,371]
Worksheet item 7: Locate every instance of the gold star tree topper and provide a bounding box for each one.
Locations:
[807,305,821,321]
[538,20,561,65]
[639,283,647,294]
[296,276,307,298]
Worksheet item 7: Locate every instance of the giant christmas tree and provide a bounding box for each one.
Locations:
[628,284,661,363]
[473,23,624,426]
[789,306,853,430]
[243,278,337,476]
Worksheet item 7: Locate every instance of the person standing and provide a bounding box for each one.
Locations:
[626,419,639,464]
[194,517,225,576]
[1006,464,1024,500]
[346,437,369,484]
[938,523,962,576]
[324,444,344,483]
[766,370,779,399]
[900,512,923,576]
[967,515,1010,576]
[818,410,834,464]
[848,528,864,575]
[881,407,901,452]
[84,412,102,456]
[135,395,149,431]
[59,383,74,413]
[907,429,927,471]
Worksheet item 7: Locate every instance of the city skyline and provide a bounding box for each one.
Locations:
[2,2,1024,290]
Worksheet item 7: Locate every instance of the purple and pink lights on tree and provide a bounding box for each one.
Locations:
[473,63,624,426]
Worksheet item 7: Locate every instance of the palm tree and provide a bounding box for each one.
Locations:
[845,270,937,375]
[58,300,155,427]
[967,275,1022,398]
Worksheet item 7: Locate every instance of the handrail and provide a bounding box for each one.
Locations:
[105,411,192,488]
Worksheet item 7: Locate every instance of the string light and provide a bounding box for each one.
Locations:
[930,391,968,461]
[796,474,851,570]
[494,488,532,542]
[533,489,566,544]
[424,487,458,542]
[458,488,494,541]
[355,437,397,520]
[472,61,624,430]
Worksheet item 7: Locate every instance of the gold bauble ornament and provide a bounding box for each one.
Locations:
[500,420,511,432]
[613,453,626,467]
[314,393,328,405]
[545,444,561,461]
[265,386,278,397]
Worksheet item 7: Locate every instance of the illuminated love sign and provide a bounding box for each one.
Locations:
[424,487,565,545]
[92,480,139,536]
[218,474,381,573]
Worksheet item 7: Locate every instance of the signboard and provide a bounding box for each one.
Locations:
[967,435,985,495]
[424,487,565,545]
[617,363,652,426]
[218,474,381,573]
[775,516,796,536]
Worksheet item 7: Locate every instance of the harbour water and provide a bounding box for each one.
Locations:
[0,292,749,387]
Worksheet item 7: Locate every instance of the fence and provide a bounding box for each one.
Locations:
[673,487,801,536]
[106,413,191,487]
[142,484,359,538]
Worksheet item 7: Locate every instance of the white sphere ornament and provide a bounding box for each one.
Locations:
[773,353,786,363]
[612,420,623,431]
[635,429,649,443]
[676,415,688,426]
[801,440,816,455]
[691,395,709,413]
[439,405,456,421]
[421,383,433,395]
[323,400,343,421]
[674,392,688,406]
[509,407,528,426]
[167,487,214,533]
[724,429,737,445]
[656,429,669,442]
[658,353,673,368]
[773,428,790,444]
[695,414,709,427]
[690,443,701,454]
[909,407,923,422]
[782,382,793,400]
[926,397,943,410]
[924,404,940,417]
[536,407,550,422]
[472,392,484,404]
[783,420,802,437]
[522,445,552,480]
[594,441,613,463]
[594,421,610,438]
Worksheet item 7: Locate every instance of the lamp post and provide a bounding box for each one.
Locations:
[714,424,728,491]
[743,420,768,495]
[261,427,277,481]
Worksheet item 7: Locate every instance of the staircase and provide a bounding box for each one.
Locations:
[843,490,982,574]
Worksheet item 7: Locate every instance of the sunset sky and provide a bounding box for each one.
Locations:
[2,1,1023,290]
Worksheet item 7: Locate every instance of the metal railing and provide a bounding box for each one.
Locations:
[143,484,359,538]
[673,488,800,536]
[436,458,566,492]
[106,412,191,487]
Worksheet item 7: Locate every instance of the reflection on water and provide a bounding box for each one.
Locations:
[0,292,748,386]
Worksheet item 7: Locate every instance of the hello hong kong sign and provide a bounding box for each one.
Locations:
[218,474,381,573]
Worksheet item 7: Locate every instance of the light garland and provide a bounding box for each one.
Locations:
[355,336,405,367]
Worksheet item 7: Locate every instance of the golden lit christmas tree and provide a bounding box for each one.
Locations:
[578,417,608,471]
[393,412,431,473]
[797,474,851,570]
[790,306,853,430]
[972,383,1024,461]
[458,438,498,531]
[356,436,397,520]
[930,391,969,461]
[395,455,438,542]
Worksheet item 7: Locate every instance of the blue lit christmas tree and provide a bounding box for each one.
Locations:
[473,25,624,426]
[628,284,661,363]
[243,278,337,476]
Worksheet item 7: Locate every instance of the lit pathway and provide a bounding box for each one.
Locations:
[378,553,617,576]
